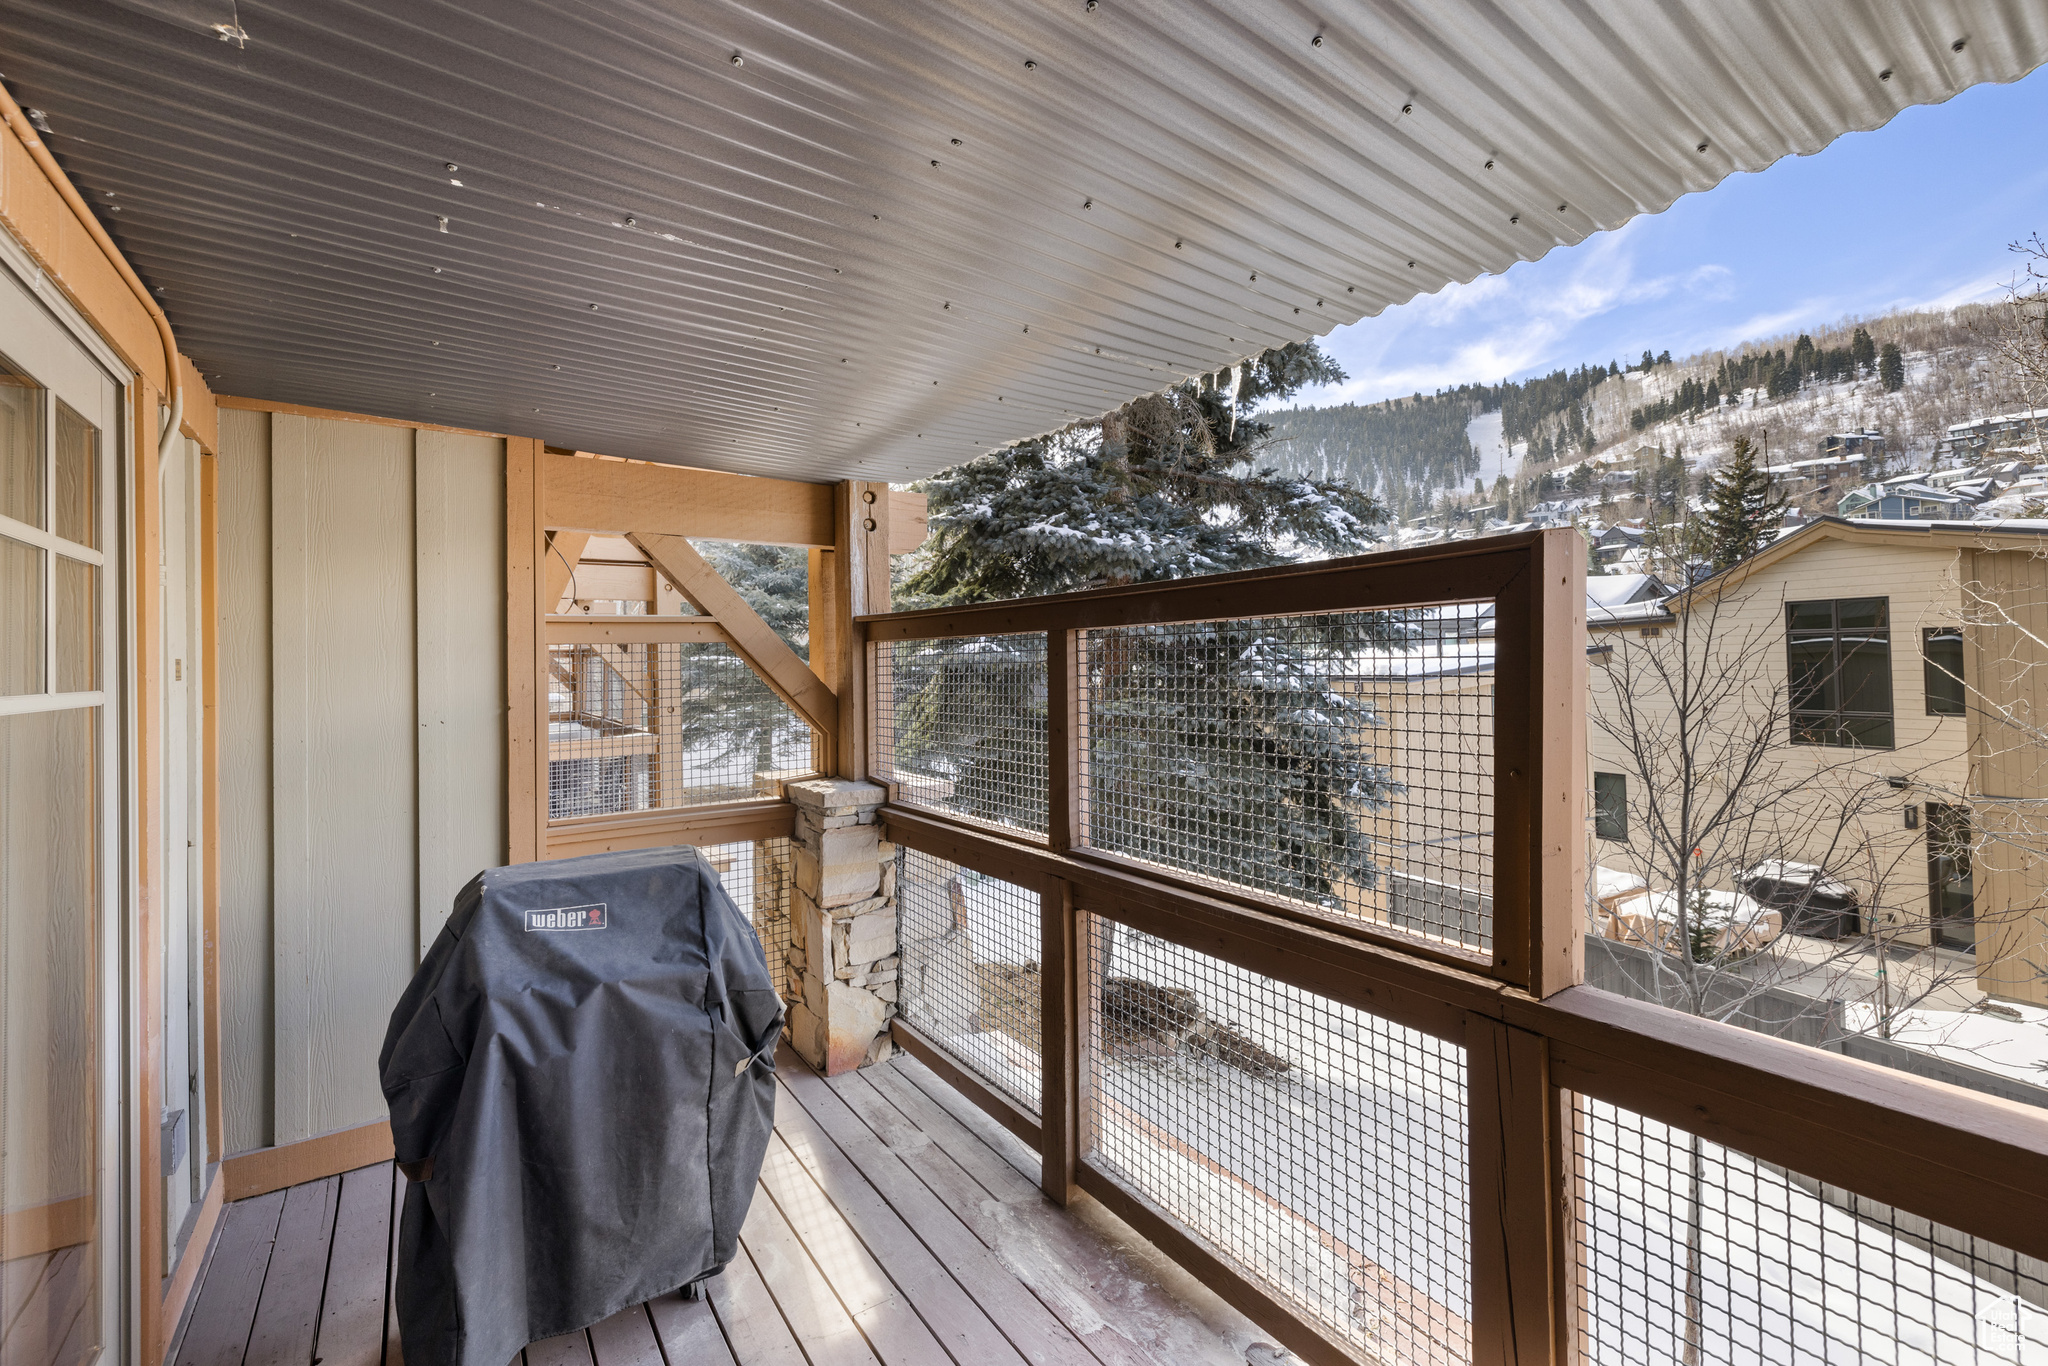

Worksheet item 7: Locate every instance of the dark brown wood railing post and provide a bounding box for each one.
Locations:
[1041,626,1083,1202]
[1467,1014,1567,1366]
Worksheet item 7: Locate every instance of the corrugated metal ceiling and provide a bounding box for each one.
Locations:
[1,0,2041,481]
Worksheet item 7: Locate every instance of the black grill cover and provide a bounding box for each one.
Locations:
[379,847,782,1366]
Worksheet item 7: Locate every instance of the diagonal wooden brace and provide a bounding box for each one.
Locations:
[628,532,840,751]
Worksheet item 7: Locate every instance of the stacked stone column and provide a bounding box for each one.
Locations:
[783,778,901,1074]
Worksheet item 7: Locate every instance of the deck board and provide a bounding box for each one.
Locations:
[172,1050,1252,1366]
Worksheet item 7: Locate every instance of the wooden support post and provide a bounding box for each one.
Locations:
[1046,628,1081,852]
[1039,877,1079,1205]
[832,482,890,780]
[506,437,547,862]
[808,548,840,774]
[1467,1015,1567,1366]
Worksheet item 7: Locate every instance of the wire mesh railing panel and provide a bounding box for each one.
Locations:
[1573,1097,2048,1365]
[547,642,813,819]
[1088,919,1472,1364]
[699,836,795,1004]
[1079,608,1495,954]
[893,847,1042,1114]
[872,634,1048,836]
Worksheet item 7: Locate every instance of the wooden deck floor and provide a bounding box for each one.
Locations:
[171,1046,1263,1366]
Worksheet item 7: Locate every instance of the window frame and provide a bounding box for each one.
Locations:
[1786,597,1895,749]
[1921,625,1965,717]
[1592,770,1628,842]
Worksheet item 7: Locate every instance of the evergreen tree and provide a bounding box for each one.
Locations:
[1851,327,1877,375]
[1879,341,1906,393]
[895,342,1404,908]
[1697,436,1787,571]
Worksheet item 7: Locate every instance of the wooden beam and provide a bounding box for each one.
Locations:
[887,488,928,554]
[544,616,728,646]
[886,1019,1041,1148]
[545,452,833,546]
[556,561,655,606]
[862,536,1532,640]
[628,533,839,744]
[808,548,841,775]
[543,530,592,613]
[541,797,794,861]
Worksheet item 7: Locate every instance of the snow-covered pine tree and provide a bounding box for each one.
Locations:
[894,342,1406,909]
[1697,435,1787,571]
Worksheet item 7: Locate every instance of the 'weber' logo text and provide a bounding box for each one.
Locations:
[525,903,607,932]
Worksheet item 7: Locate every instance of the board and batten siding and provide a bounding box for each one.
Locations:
[216,409,507,1152]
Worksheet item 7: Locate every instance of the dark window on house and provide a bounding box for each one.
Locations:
[1787,598,1894,748]
[1923,627,1964,716]
[1593,771,1627,841]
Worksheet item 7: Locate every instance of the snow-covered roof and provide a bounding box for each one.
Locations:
[1586,573,1668,608]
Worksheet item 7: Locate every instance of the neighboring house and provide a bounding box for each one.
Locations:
[1836,481,1974,519]
[1937,408,2048,465]
[1586,516,2048,1005]
[1820,430,1885,463]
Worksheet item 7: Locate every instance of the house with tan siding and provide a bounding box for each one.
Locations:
[1587,517,2048,1006]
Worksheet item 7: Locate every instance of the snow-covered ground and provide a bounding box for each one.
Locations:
[1838,999,2048,1091]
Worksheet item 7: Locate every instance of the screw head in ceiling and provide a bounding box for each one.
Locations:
[444,162,458,173]
[730,52,744,66]
[1557,203,1568,212]
[1024,59,1037,69]
[1484,159,1494,169]
[1311,34,1323,47]
[1696,141,1709,152]
[624,216,637,226]
[1952,37,1966,52]
[1879,68,1894,81]
[1083,198,1092,208]
[1509,214,1519,224]
[931,159,940,167]
[1401,102,1413,115]
[951,138,962,145]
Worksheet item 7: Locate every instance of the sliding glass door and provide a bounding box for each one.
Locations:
[0,267,122,1366]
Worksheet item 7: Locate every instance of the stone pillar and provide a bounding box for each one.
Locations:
[784,778,900,1074]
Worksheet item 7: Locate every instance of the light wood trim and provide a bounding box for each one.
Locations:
[1467,1018,1564,1366]
[132,379,167,1366]
[198,449,224,1164]
[629,533,839,743]
[506,438,546,863]
[1530,528,1586,996]
[808,547,841,775]
[221,1122,395,1202]
[216,394,509,442]
[1038,877,1078,1205]
[887,488,928,554]
[1073,1162,1359,1366]
[544,451,834,546]
[546,733,659,762]
[543,530,592,613]
[545,617,728,646]
[886,1019,1042,1149]
[160,1173,223,1349]
[542,797,795,859]
[0,1195,94,1258]
[861,534,1533,639]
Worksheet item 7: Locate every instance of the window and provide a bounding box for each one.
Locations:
[1593,771,1627,841]
[1787,597,1893,748]
[1922,626,1964,716]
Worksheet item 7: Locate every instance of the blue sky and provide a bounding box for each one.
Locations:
[1296,65,2048,409]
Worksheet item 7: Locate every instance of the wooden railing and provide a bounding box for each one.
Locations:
[852,530,2048,1366]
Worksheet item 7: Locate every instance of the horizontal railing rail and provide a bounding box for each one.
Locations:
[854,531,2048,1366]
